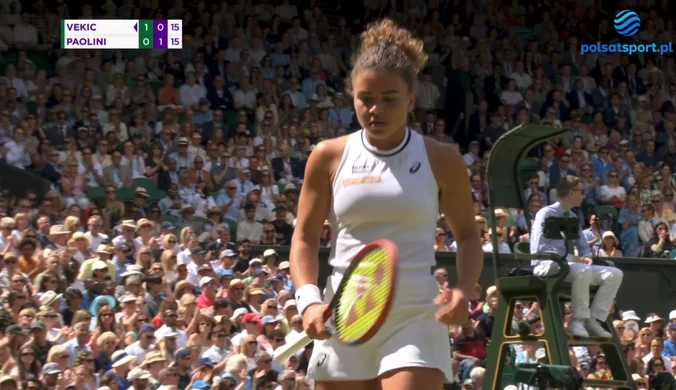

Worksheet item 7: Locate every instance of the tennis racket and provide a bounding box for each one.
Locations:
[273,239,398,364]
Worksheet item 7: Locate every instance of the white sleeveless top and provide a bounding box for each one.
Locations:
[329,128,438,283]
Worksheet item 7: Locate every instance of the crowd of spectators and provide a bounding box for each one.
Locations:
[2,0,676,388]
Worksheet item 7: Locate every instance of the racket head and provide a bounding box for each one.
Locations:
[330,239,398,345]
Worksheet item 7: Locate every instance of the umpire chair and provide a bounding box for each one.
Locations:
[481,124,635,390]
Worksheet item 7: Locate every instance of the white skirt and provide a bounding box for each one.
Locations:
[307,272,453,382]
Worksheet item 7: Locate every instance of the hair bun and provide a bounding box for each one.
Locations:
[359,18,427,75]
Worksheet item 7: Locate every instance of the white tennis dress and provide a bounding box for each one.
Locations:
[307,129,453,382]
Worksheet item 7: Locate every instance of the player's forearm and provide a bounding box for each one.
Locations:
[454,233,484,296]
[289,232,320,288]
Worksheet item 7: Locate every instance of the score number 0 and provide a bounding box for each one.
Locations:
[141,22,180,46]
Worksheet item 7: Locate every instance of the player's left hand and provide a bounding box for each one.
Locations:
[434,288,469,325]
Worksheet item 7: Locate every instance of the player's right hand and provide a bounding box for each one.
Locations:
[302,303,332,340]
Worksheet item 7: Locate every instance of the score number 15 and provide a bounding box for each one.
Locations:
[170,22,180,46]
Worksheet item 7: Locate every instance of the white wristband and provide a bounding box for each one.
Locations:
[295,284,323,315]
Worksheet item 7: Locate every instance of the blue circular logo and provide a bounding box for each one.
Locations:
[614,10,640,36]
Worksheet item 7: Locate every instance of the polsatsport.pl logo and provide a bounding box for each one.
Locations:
[580,10,674,55]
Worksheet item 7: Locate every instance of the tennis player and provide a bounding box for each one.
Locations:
[289,19,484,390]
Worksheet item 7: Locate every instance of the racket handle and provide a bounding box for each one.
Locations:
[273,332,313,363]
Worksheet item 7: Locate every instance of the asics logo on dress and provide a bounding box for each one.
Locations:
[409,162,421,173]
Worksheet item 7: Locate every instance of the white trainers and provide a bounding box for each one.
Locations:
[584,318,612,338]
[567,319,589,337]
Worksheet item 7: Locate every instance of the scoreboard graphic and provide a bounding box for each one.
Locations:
[61,20,183,49]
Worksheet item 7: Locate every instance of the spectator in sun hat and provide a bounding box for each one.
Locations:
[112,220,141,256]
[115,293,138,325]
[227,278,251,312]
[173,279,197,301]
[125,323,156,365]
[141,350,166,382]
[262,248,278,268]
[127,367,152,388]
[646,313,667,339]
[230,307,249,329]
[0,375,19,389]
[281,300,298,335]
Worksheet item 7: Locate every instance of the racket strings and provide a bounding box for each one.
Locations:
[334,248,395,344]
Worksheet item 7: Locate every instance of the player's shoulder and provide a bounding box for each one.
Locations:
[310,134,351,161]
[422,135,463,163]
[421,136,465,180]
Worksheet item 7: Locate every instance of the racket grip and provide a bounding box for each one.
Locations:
[273,332,313,364]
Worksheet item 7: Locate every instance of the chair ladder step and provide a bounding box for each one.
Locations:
[567,335,615,345]
[583,379,634,388]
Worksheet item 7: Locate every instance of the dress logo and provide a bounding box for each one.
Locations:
[409,162,421,173]
[352,162,370,175]
[317,353,327,366]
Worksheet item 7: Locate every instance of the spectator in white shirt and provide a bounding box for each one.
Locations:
[2,126,30,168]
[12,12,38,49]
[236,203,263,243]
[234,78,257,111]
[125,323,156,365]
[179,72,206,110]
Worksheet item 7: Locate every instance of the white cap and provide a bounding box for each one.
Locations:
[92,261,108,271]
[199,276,214,287]
[230,307,248,321]
[249,258,263,266]
[263,249,278,257]
[220,249,236,258]
[117,294,136,303]
[645,315,665,323]
[622,310,641,322]
[127,368,151,381]
[669,310,676,320]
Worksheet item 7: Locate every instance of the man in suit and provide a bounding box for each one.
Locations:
[626,63,645,97]
[206,75,234,112]
[567,79,594,113]
[484,64,509,112]
[190,155,215,193]
[207,49,228,77]
[549,153,576,201]
[41,149,62,187]
[603,93,624,128]
[103,149,132,188]
[271,143,302,184]
[200,110,229,145]
[44,110,75,149]
[158,157,179,192]
[523,173,548,206]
